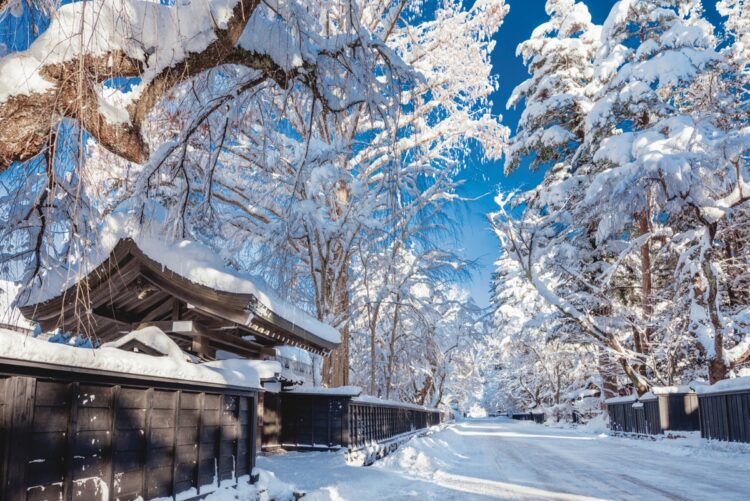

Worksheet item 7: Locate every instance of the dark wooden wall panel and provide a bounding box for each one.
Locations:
[0,377,7,501]
[261,393,282,450]
[174,391,200,495]
[25,380,69,501]
[0,364,257,501]
[698,392,750,443]
[643,400,662,434]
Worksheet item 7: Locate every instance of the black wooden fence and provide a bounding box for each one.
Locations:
[698,387,750,443]
[510,412,545,424]
[640,396,663,435]
[0,358,258,501]
[348,400,441,449]
[654,392,699,432]
[261,392,441,451]
[606,397,639,433]
[608,389,701,436]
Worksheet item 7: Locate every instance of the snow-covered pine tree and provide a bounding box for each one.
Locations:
[492,0,647,396]
[582,0,750,382]
[505,0,600,175]
[717,0,750,127]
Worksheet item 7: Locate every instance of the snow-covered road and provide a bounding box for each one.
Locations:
[258,418,750,500]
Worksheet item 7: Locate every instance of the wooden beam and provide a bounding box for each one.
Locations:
[115,283,166,313]
[192,330,208,360]
[87,258,144,310]
[136,320,275,358]
[140,296,177,323]
[92,304,143,324]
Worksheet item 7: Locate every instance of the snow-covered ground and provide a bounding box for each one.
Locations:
[258,418,750,500]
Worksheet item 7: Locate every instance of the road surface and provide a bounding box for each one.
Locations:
[258,418,750,500]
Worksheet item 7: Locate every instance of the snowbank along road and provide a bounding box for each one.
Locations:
[258,417,750,500]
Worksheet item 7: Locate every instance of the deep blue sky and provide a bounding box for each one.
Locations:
[456,0,724,307]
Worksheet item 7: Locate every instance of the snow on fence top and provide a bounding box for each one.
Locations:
[651,385,695,395]
[604,395,638,404]
[694,376,750,395]
[565,388,600,400]
[17,208,340,347]
[284,385,438,412]
[0,327,275,389]
[352,394,436,412]
[286,385,363,397]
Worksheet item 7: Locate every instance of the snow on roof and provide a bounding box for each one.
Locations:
[695,376,750,395]
[604,395,638,404]
[0,280,34,331]
[134,235,340,345]
[286,385,362,396]
[101,325,186,359]
[203,358,281,383]
[276,345,313,365]
[18,206,340,346]
[0,327,264,389]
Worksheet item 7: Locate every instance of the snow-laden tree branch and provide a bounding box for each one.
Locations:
[490,194,650,394]
[0,0,413,170]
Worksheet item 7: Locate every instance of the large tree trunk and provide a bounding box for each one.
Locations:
[321,182,353,388]
[367,297,381,395]
[322,266,350,387]
[370,318,377,395]
[639,211,652,349]
[630,211,653,376]
[598,352,620,399]
[703,252,729,384]
[384,293,402,399]
[323,328,350,387]
[697,222,731,384]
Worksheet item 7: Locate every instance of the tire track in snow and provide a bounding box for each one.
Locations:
[510,423,743,500]
[482,423,636,500]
